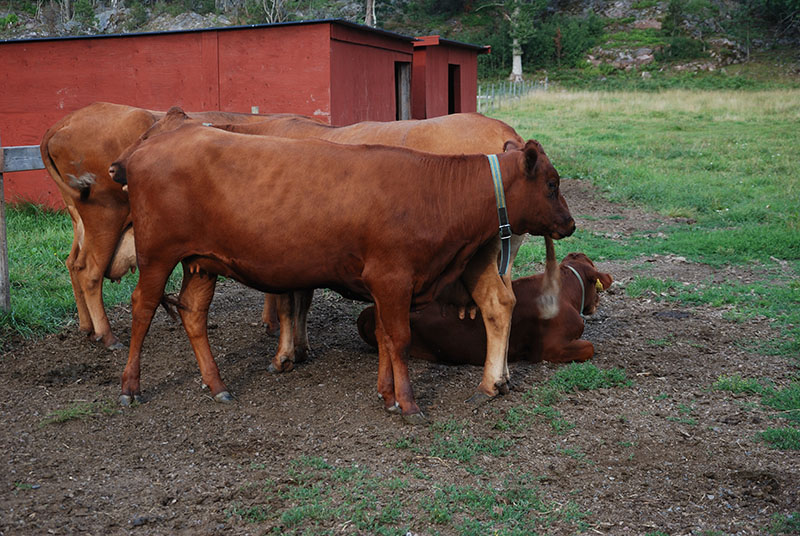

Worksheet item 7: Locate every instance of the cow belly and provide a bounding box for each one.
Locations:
[106,226,136,281]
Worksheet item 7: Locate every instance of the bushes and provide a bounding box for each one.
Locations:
[655,35,707,61]
[522,14,605,70]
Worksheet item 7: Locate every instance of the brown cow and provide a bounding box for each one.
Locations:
[357,252,613,365]
[40,102,276,349]
[214,114,554,386]
[109,122,574,422]
[42,106,556,362]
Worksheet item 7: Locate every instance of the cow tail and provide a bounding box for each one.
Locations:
[537,236,561,319]
[40,129,94,202]
[160,294,181,321]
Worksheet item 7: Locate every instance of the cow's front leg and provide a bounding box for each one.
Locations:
[120,263,173,405]
[177,265,230,402]
[461,243,516,404]
[291,289,313,364]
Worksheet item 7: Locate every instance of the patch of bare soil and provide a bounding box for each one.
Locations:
[1,179,797,535]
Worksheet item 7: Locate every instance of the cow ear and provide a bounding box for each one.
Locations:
[523,139,543,172]
[165,106,189,120]
[592,272,613,291]
[503,139,522,152]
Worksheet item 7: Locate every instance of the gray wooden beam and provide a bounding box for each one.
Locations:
[2,145,44,173]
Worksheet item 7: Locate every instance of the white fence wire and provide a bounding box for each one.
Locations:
[477,78,548,114]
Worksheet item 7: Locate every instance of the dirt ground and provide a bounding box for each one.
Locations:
[1,179,797,535]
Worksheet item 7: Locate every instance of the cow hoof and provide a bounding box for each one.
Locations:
[402,412,429,425]
[496,380,511,396]
[107,341,126,351]
[384,401,401,415]
[214,391,234,403]
[466,391,495,408]
[119,394,142,406]
[268,361,293,373]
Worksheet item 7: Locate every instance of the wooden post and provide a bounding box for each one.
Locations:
[0,139,45,312]
[0,133,9,312]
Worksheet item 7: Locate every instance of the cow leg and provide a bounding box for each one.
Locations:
[461,243,516,403]
[269,293,296,372]
[65,211,92,334]
[74,225,126,350]
[547,339,594,363]
[371,288,425,424]
[292,289,313,364]
[120,264,173,405]
[261,293,280,334]
[177,267,231,402]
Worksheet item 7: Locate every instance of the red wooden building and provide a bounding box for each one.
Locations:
[411,35,489,120]
[0,20,486,207]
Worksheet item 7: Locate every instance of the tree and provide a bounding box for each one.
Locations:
[365,0,376,26]
[503,0,547,81]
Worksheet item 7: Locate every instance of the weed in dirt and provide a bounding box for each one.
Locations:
[496,364,631,435]
[769,511,800,534]
[550,362,632,392]
[714,376,800,450]
[424,419,513,463]
[624,273,800,359]
[39,399,118,425]
[227,456,588,535]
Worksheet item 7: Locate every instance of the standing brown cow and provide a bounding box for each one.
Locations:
[40,103,274,349]
[214,114,559,399]
[110,122,574,422]
[42,104,559,403]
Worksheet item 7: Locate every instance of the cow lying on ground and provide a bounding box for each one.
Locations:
[109,117,574,422]
[357,252,612,365]
[40,103,275,349]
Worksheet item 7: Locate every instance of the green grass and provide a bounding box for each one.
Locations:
[0,204,180,348]
[40,399,118,425]
[714,376,800,450]
[496,363,631,434]
[227,455,590,535]
[498,90,800,360]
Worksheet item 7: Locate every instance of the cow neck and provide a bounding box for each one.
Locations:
[565,264,586,320]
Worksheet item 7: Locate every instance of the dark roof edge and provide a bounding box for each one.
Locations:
[0,17,417,45]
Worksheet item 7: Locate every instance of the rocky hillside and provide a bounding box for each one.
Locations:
[1,0,797,80]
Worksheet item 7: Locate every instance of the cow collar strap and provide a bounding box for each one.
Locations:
[566,265,585,319]
[486,154,513,276]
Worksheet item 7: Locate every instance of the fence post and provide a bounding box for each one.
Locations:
[0,133,10,312]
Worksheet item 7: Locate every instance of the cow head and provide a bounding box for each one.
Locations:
[504,139,575,240]
[109,107,192,187]
[562,252,613,316]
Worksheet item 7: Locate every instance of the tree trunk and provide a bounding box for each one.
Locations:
[365,0,376,27]
[509,37,523,81]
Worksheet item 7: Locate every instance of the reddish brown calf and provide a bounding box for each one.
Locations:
[357,253,613,365]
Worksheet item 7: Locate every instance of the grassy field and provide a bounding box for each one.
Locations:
[494,89,800,358]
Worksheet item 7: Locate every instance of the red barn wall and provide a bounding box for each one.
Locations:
[411,40,481,119]
[217,24,332,120]
[0,32,222,206]
[329,24,413,126]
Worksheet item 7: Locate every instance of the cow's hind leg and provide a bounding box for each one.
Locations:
[269,290,315,372]
[262,293,280,334]
[75,224,126,350]
[177,266,231,402]
[120,263,173,405]
[65,206,93,334]
[292,289,313,363]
